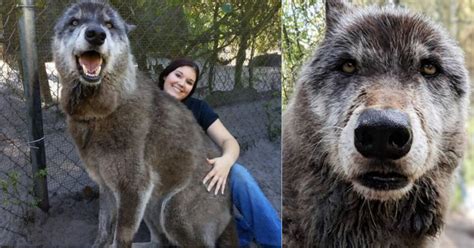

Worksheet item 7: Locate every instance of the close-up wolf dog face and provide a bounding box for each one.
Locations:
[294,1,469,201]
[283,0,470,246]
[53,2,135,88]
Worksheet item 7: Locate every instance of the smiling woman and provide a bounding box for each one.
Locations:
[161,61,198,101]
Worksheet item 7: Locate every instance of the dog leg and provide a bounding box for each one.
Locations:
[161,192,218,247]
[113,182,153,248]
[93,184,117,248]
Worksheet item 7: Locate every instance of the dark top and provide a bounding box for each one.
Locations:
[184,97,219,131]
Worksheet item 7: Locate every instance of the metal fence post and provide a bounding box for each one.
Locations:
[17,0,50,212]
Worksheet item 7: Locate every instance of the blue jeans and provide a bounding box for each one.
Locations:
[230,163,282,247]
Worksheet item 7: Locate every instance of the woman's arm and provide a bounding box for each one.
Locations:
[202,119,240,195]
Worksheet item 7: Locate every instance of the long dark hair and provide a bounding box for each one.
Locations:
[158,58,200,101]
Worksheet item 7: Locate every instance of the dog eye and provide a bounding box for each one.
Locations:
[340,60,357,74]
[105,22,113,29]
[420,62,438,77]
[70,19,79,26]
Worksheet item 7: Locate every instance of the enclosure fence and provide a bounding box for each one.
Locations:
[0,0,281,244]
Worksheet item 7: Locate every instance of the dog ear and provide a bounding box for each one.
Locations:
[126,23,136,33]
[325,0,351,33]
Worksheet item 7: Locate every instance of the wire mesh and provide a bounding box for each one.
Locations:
[0,0,281,244]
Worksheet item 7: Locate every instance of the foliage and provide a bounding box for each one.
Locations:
[282,0,325,108]
[107,0,281,89]
[0,171,33,223]
[181,1,280,59]
[181,1,280,90]
[1,0,280,96]
[0,168,47,223]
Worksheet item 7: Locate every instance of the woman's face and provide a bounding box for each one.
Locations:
[163,66,197,101]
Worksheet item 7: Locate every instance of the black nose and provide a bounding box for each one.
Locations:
[85,26,106,46]
[354,109,412,160]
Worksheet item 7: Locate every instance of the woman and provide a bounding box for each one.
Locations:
[158,59,281,247]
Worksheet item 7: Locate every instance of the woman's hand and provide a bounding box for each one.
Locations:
[203,119,240,195]
[203,156,233,195]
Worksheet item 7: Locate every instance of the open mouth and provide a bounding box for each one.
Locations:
[356,172,409,190]
[76,51,105,82]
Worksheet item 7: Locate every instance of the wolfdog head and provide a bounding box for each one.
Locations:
[52,1,136,90]
[288,0,470,202]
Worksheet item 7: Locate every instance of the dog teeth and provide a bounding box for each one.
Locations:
[81,64,101,77]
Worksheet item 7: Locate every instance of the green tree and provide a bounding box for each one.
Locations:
[182,1,280,92]
[282,0,325,107]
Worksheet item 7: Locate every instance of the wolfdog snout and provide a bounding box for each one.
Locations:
[354,109,413,160]
[85,25,106,46]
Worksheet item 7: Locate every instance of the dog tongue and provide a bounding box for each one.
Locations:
[79,52,102,73]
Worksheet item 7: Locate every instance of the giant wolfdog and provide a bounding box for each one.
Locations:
[53,2,237,247]
[283,0,470,247]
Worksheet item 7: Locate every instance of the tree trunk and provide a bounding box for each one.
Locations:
[248,35,256,90]
[234,32,248,90]
[207,2,221,94]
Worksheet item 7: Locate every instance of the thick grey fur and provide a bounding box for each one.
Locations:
[283,0,470,247]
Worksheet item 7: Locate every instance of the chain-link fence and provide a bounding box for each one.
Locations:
[0,0,281,245]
